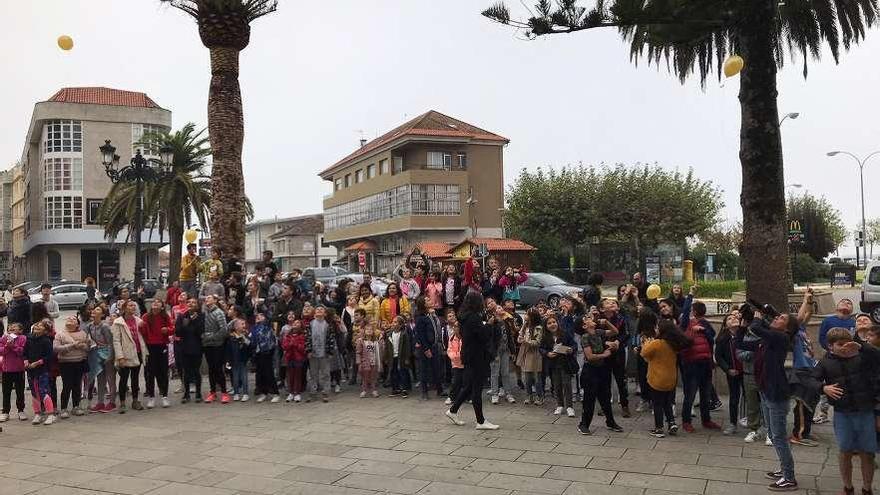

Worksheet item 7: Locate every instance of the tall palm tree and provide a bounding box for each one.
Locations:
[161,0,278,261]
[483,0,877,308]
[98,123,212,284]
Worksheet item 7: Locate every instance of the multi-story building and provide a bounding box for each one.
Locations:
[11,163,26,280]
[319,110,508,274]
[244,214,338,273]
[17,87,171,288]
[0,167,14,280]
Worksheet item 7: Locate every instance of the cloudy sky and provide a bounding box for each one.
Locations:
[2,0,878,256]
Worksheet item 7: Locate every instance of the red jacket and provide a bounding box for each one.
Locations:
[281,332,307,362]
[165,286,182,307]
[680,319,713,363]
[141,311,174,346]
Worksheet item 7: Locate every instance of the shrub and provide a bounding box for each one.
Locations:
[791,253,819,284]
[657,280,745,299]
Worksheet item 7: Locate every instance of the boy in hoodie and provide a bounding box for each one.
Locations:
[680,301,721,433]
[812,328,880,495]
[24,321,56,425]
[250,312,279,403]
[0,323,28,421]
[306,306,337,402]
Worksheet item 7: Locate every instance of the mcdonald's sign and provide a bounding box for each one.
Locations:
[788,220,804,242]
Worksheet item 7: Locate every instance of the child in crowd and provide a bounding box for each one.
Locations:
[811,328,880,495]
[25,321,56,425]
[281,320,307,402]
[0,323,28,422]
[250,312,280,403]
[579,315,624,434]
[715,311,744,435]
[175,297,204,403]
[541,314,576,417]
[357,323,382,398]
[444,311,462,405]
[54,315,93,418]
[516,308,544,405]
[385,315,412,398]
[642,318,691,437]
[680,301,721,432]
[229,318,251,402]
[866,326,880,449]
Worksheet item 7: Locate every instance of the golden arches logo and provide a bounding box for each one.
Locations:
[789,220,802,232]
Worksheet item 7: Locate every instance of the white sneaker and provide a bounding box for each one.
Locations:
[293,394,302,402]
[17,412,27,421]
[240,394,249,402]
[359,391,367,398]
[739,417,748,427]
[566,407,576,417]
[0,413,8,422]
[59,410,70,419]
[765,436,774,447]
[232,394,240,401]
[371,391,379,398]
[506,394,516,404]
[146,397,155,409]
[256,395,267,403]
[475,421,500,430]
[270,395,280,403]
[161,397,171,408]
[444,397,452,406]
[445,409,465,426]
[43,414,56,425]
[744,431,759,443]
[286,393,294,402]
[32,414,43,425]
[553,407,563,415]
[491,395,500,405]
[334,385,341,394]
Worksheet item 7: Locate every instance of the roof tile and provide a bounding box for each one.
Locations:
[47,87,161,108]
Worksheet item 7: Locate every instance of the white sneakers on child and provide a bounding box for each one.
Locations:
[270,395,280,403]
[18,412,27,421]
[256,395,267,403]
[59,410,70,419]
[553,407,564,415]
[371,391,379,398]
[490,395,500,405]
[233,394,240,401]
[765,436,773,447]
[43,414,56,425]
[334,385,341,394]
[286,393,294,402]
[744,431,760,443]
[161,397,171,408]
[475,421,500,430]
[0,413,8,422]
[359,391,367,398]
[506,394,516,404]
[32,414,42,425]
[293,394,302,403]
[240,394,249,402]
[146,398,155,409]
[566,407,576,417]
[444,397,452,406]
[445,409,465,426]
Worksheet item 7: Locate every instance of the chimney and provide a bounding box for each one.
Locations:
[359,138,367,148]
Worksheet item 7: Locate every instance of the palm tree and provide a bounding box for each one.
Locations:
[161,0,278,261]
[482,0,877,308]
[99,123,212,284]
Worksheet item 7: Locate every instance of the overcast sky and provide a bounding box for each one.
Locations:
[2,0,878,256]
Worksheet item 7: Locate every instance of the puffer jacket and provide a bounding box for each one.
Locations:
[810,343,880,413]
[680,319,713,364]
[201,305,228,347]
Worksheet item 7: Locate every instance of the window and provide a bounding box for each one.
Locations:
[427,152,452,170]
[344,174,351,187]
[355,169,364,184]
[43,158,83,192]
[869,266,880,285]
[366,164,376,179]
[411,184,460,215]
[334,178,343,191]
[457,152,467,169]
[47,250,62,281]
[393,156,404,174]
[379,159,389,175]
[44,120,82,153]
[131,124,166,156]
[44,196,83,229]
[323,184,461,232]
[86,199,103,225]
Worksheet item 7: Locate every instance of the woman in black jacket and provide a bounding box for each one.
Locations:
[444,292,499,430]
[174,297,205,403]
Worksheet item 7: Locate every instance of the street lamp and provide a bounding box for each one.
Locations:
[99,140,174,287]
[780,112,800,125]
[785,183,803,189]
[826,150,880,269]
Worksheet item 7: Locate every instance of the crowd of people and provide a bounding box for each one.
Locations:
[0,245,877,494]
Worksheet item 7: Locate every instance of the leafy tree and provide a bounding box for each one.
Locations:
[482,0,878,308]
[99,124,213,284]
[861,218,880,259]
[786,193,846,261]
[162,0,278,262]
[690,221,743,279]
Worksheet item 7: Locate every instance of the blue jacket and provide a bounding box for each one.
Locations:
[414,314,437,354]
[818,315,855,350]
[249,322,277,354]
[791,328,816,369]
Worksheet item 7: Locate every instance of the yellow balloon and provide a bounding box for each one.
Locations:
[184,229,198,244]
[57,35,74,51]
[723,55,744,78]
[646,284,662,301]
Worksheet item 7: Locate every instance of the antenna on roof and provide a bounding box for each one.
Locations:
[356,129,366,148]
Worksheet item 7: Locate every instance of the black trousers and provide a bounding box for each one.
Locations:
[449,367,463,399]
[792,399,813,439]
[450,364,487,424]
[636,354,651,401]
[144,344,169,398]
[2,371,25,413]
[203,346,227,393]
[652,389,676,429]
[59,361,86,410]
[118,360,141,402]
[726,374,743,426]
[254,352,278,396]
[610,352,628,406]
[580,364,615,429]
[681,360,712,424]
[181,353,202,398]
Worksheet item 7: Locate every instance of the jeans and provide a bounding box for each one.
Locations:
[180,353,202,398]
[610,350,628,407]
[390,357,411,392]
[253,352,278,396]
[743,374,763,431]
[450,363,488,424]
[489,346,513,396]
[59,361,86,410]
[522,371,544,399]
[91,360,116,404]
[2,371,25,413]
[144,344,169,398]
[418,351,442,394]
[580,364,615,429]
[232,359,249,396]
[550,367,572,408]
[725,373,743,426]
[681,360,712,424]
[309,356,332,395]
[203,346,227,394]
[760,393,795,482]
[652,389,675,429]
[118,362,141,403]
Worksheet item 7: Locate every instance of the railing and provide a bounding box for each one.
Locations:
[716,300,819,315]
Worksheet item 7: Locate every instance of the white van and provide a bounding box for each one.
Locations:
[861,260,880,323]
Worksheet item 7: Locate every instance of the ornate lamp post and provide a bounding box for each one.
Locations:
[99,140,174,287]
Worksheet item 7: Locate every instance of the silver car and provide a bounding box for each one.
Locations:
[516,272,584,308]
[30,283,100,309]
[326,273,391,297]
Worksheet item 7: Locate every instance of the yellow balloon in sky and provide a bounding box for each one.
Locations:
[184,229,198,244]
[646,284,662,301]
[723,55,744,78]
[57,35,74,51]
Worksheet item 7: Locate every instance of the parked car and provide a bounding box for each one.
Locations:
[860,260,880,323]
[103,279,163,300]
[30,283,101,309]
[303,266,350,286]
[13,281,43,294]
[326,273,391,297]
[517,272,584,308]
[22,280,73,295]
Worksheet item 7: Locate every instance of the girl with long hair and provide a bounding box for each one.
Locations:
[641,319,691,438]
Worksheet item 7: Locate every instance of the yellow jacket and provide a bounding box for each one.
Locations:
[357,296,381,325]
[640,338,678,392]
[179,254,200,282]
[379,297,411,327]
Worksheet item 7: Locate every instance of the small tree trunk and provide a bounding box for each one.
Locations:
[207,46,246,262]
[738,0,791,309]
[168,223,183,285]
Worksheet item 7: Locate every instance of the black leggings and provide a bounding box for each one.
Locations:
[580,365,615,429]
[59,361,86,410]
[726,374,743,426]
[610,352,628,407]
[2,371,25,413]
[144,344,169,398]
[636,354,651,401]
[203,346,227,393]
[450,365,487,424]
[254,352,278,396]
[652,389,676,429]
[118,363,141,402]
[181,353,202,397]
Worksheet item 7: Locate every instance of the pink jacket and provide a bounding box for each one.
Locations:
[447,335,463,369]
[0,334,27,372]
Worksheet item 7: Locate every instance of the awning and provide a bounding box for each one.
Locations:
[343,240,378,252]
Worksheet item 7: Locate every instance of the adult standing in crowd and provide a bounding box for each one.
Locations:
[179,243,201,298]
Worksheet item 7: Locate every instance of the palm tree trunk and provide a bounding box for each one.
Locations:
[207,46,246,261]
[168,223,183,285]
[738,0,791,310]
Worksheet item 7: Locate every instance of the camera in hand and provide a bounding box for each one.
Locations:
[741,298,780,323]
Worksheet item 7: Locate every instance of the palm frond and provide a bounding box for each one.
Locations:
[161,0,278,22]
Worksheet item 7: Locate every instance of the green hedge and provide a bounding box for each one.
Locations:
[656,280,745,299]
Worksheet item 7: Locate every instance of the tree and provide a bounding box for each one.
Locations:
[690,221,743,279]
[786,192,846,261]
[482,0,877,308]
[162,0,277,262]
[864,218,880,259]
[98,123,212,284]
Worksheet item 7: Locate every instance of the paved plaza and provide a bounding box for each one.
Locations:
[0,383,868,495]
